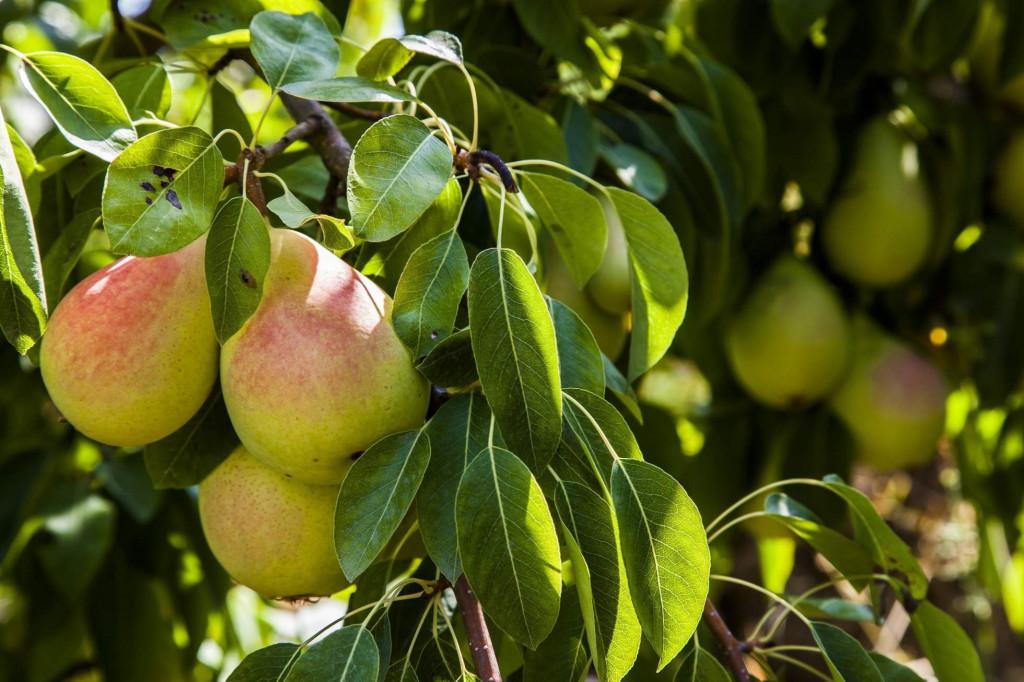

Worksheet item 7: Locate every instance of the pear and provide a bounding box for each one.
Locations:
[199,447,346,599]
[829,318,948,469]
[725,256,849,408]
[585,196,632,315]
[40,236,217,447]
[822,117,932,287]
[220,229,429,485]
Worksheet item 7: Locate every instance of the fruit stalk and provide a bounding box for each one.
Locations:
[454,576,502,682]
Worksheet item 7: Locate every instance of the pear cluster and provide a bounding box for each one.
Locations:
[724,116,949,470]
[40,228,429,598]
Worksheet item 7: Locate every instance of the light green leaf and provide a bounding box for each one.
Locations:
[42,208,99,304]
[493,89,569,163]
[555,480,641,682]
[102,126,224,256]
[909,600,984,682]
[228,643,299,681]
[811,621,883,682]
[16,51,135,162]
[467,248,562,473]
[519,172,606,288]
[522,585,590,682]
[605,188,688,380]
[251,11,339,91]
[418,393,493,580]
[415,328,478,390]
[675,644,731,682]
[205,197,270,343]
[393,229,469,358]
[112,63,172,120]
[548,298,604,395]
[316,215,355,254]
[347,115,453,242]
[356,31,463,80]
[335,431,431,581]
[1,107,46,307]
[600,143,667,202]
[455,447,562,648]
[282,77,414,103]
[267,185,315,227]
[610,458,709,669]
[286,625,379,681]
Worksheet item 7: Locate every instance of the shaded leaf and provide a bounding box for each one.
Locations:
[868,653,925,682]
[909,600,984,682]
[286,625,379,681]
[562,389,642,487]
[811,621,883,682]
[205,197,270,343]
[675,644,731,682]
[415,328,479,390]
[38,491,115,600]
[549,298,604,396]
[522,584,590,682]
[228,643,299,681]
[600,143,668,202]
[42,209,98,305]
[113,63,171,119]
[603,355,642,422]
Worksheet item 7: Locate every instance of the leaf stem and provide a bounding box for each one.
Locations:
[703,599,752,682]
[704,479,827,534]
[454,576,502,682]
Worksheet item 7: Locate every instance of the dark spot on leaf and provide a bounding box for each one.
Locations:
[165,190,182,210]
[140,182,156,192]
[430,330,440,340]
[152,165,166,176]
[160,181,169,188]
[145,198,153,205]
[239,268,256,288]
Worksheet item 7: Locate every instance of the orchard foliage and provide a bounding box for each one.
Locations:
[0,0,1017,681]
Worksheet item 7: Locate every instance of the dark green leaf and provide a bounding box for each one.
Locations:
[212,80,253,158]
[228,643,299,681]
[112,63,171,120]
[143,387,239,489]
[562,389,642,487]
[42,208,98,304]
[154,0,260,48]
[549,298,604,395]
[205,197,270,343]
[522,584,590,682]
[97,455,160,524]
[251,11,339,91]
[811,621,883,682]
[468,248,562,472]
[347,115,453,242]
[794,598,875,623]
[393,230,469,358]
[868,653,925,682]
[675,644,731,682]
[492,90,569,163]
[286,626,379,681]
[770,0,835,49]
[455,447,562,648]
[16,51,135,162]
[102,126,224,256]
[335,430,431,581]
[600,143,668,202]
[909,600,984,682]
[282,77,414,103]
[38,490,115,600]
[415,328,479,390]
[602,355,642,422]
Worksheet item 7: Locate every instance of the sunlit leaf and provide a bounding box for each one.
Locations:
[282,77,413,103]
[251,11,340,90]
[205,197,270,343]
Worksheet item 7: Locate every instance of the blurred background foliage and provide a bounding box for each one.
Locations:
[1,0,1023,679]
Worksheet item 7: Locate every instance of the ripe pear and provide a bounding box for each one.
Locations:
[199,447,346,599]
[822,117,933,287]
[725,256,849,409]
[829,318,948,470]
[543,237,629,359]
[992,130,1024,226]
[220,229,429,485]
[40,236,217,447]
[585,196,632,315]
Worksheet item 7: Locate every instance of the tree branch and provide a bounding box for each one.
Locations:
[321,100,386,121]
[703,598,752,682]
[279,93,352,187]
[454,576,502,682]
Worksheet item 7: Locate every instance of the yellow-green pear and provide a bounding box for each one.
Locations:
[40,236,217,447]
[725,256,849,408]
[220,229,429,485]
[585,196,632,315]
[822,117,933,287]
[992,130,1024,226]
[199,447,346,599]
[829,318,948,470]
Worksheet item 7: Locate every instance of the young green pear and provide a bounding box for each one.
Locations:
[822,117,933,287]
[725,256,849,408]
[220,229,429,485]
[199,447,346,599]
[585,196,632,315]
[829,318,948,470]
[40,236,217,447]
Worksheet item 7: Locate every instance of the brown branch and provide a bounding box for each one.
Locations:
[321,100,387,121]
[454,576,502,682]
[703,598,752,682]
[319,174,341,215]
[261,116,322,159]
[279,93,353,186]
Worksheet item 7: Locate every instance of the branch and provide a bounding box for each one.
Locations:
[322,100,386,121]
[279,93,352,187]
[703,598,752,682]
[261,116,323,159]
[454,576,502,682]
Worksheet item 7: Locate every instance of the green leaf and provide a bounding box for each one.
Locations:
[393,229,469,358]
[335,430,431,581]
[519,172,606,288]
[600,143,668,202]
[610,458,709,668]
[418,393,493,580]
[811,621,883,682]
[282,77,414,103]
[605,188,688,380]
[102,126,224,256]
[602,355,642,422]
[868,653,925,682]
[415,328,479,390]
[286,625,379,681]
[250,11,339,91]
[112,63,171,120]
[228,643,299,681]
[909,600,984,682]
[562,389,642,487]
[154,0,260,48]
[554,480,641,682]
[205,197,270,343]
[212,80,253,158]
[400,32,463,64]
[770,0,835,48]
[522,585,590,682]
[347,115,453,242]
[43,208,98,304]
[38,490,115,600]
[96,455,160,524]
[0,109,44,306]
[467,248,562,473]
[143,387,239,489]
[549,298,604,396]
[675,644,732,682]
[493,90,569,163]
[266,183,316,228]
[793,598,875,623]
[822,476,928,599]
[16,51,135,162]
[455,447,562,648]
[357,40,416,80]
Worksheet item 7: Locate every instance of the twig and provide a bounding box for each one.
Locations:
[456,149,518,193]
[279,94,352,186]
[322,100,387,121]
[261,116,322,159]
[453,576,501,682]
[238,149,268,215]
[319,174,341,215]
[704,598,752,682]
